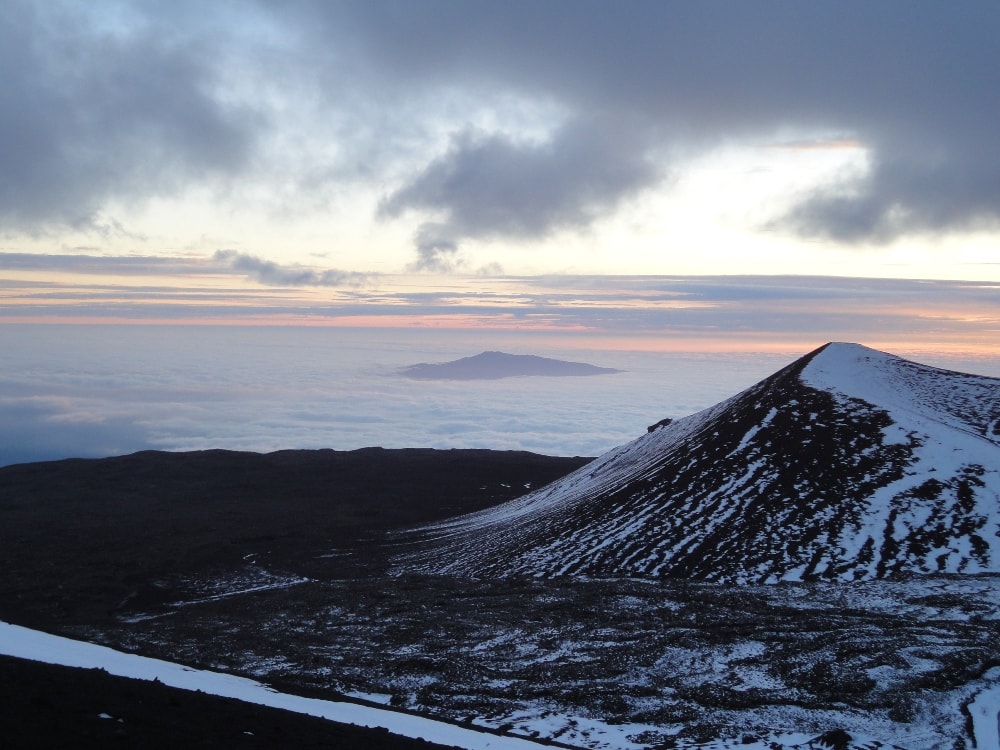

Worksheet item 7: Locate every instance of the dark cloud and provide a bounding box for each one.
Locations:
[407,224,460,272]
[777,153,1000,243]
[0,2,258,231]
[214,250,371,286]
[379,119,660,267]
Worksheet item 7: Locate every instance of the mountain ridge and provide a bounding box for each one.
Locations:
[396,342,1000,583]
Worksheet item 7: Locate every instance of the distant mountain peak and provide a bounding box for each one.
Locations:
[396,344,1000,583]
[400,351,622,380]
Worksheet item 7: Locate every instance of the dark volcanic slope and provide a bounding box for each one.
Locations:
[0,655,457,750]
[397,343,1000,583]
[401,351,621,379]
[0,448,589,626]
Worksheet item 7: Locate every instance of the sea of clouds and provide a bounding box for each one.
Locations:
[3,325,998,468]
[0,325,796,467]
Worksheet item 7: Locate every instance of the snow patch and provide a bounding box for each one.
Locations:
[0,621,553,750]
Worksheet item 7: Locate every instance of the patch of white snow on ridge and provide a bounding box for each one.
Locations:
[801,342,1000,576]
[471,708,664,750]
[802,342,1000,445]
[731,407,778,455]
[0,621,551,750]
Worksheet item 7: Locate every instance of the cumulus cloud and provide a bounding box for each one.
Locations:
[379,120,661,265]
[777,153,1000,243]
[214,250,371,286]
[407,224,460,272]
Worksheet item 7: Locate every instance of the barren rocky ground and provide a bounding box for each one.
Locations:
[3,447,999,748]
[75,571,1000,749]
[0,448,589,749]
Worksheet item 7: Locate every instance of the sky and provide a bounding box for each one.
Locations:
[1,1,999,281]
[2,2,1000,464]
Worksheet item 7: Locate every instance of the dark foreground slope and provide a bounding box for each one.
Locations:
[0,448,592,750]
[0,447,590,628]
[0,655,461,750]
[397,343,1000,582]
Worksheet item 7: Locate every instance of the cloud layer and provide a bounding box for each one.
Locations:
[2,2,998,265]
[3,322,998,468]
[3,254,999,354]
[0,326,702,466]
[214,250,371,286]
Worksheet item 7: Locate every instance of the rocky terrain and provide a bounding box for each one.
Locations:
[73,571,1000,749]
[0,448,589,749]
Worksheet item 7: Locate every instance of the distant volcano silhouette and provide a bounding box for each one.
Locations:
[400,351,622,380]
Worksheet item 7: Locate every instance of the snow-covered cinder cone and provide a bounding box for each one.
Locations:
[396,343,1000,583]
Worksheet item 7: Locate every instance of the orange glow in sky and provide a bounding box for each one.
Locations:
[2,261,999,357]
